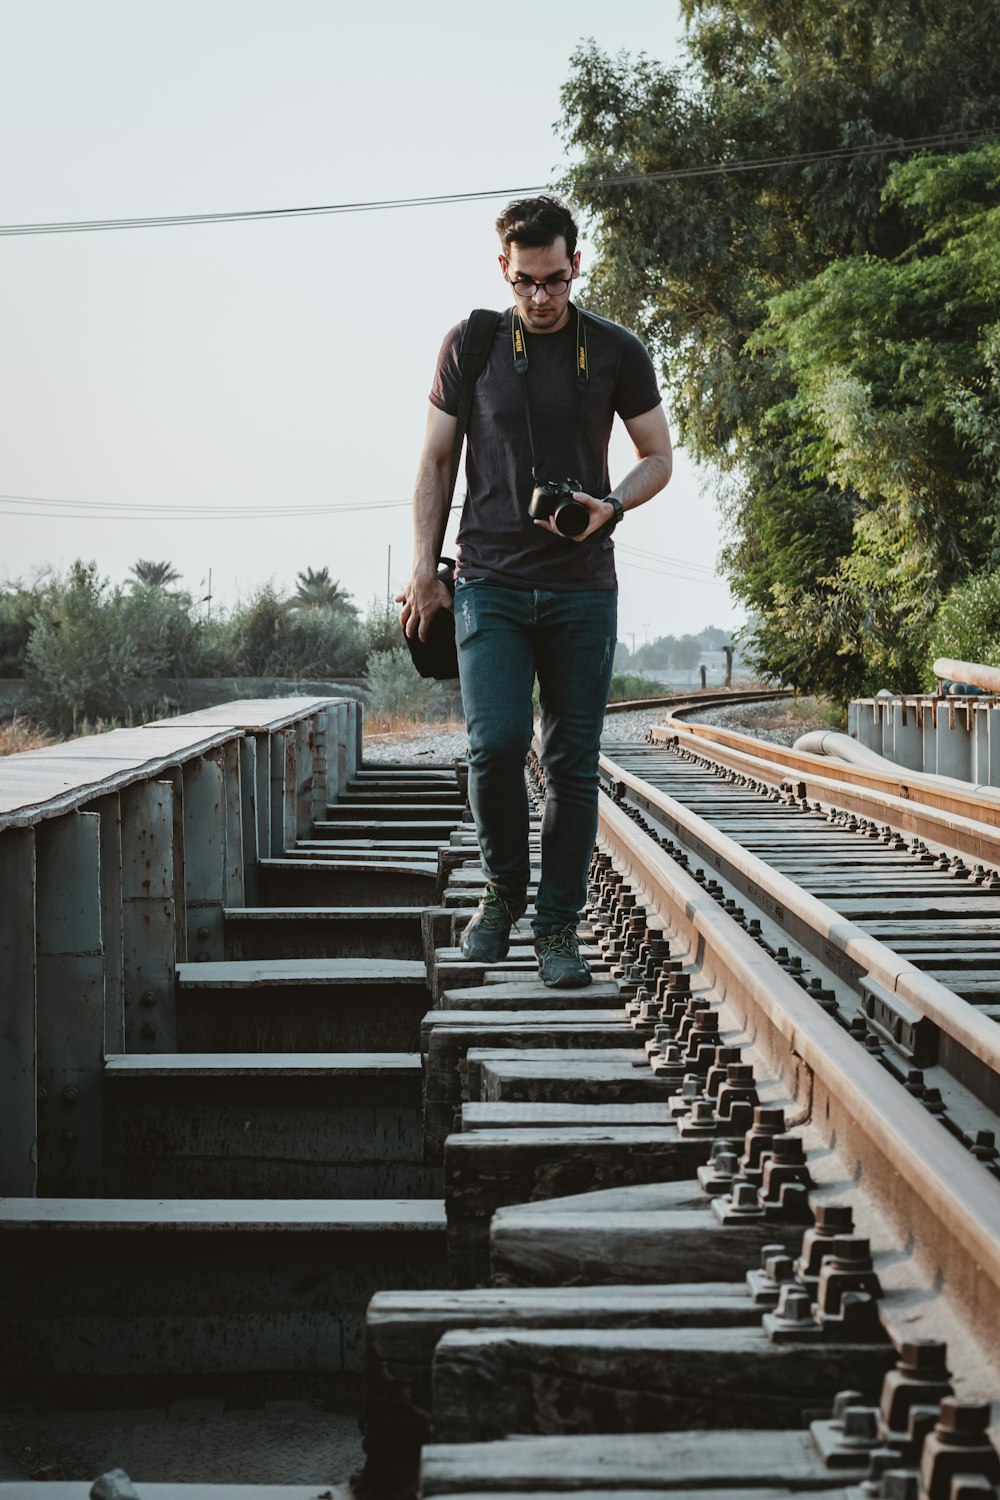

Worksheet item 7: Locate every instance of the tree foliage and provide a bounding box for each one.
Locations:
[930,570,1000,677]
[292,567,357,614]
[559,2,1000,698]
[26,562,200,732]
[6,564,386,733]
[129,559,181,588]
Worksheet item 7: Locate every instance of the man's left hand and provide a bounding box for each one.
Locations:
[532,492,617,543]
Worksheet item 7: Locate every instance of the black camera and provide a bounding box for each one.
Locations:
[528,477,590,537]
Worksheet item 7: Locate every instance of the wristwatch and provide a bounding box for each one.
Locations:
[604,495,624,529]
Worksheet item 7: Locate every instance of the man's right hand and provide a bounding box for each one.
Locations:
[396,571,454,643]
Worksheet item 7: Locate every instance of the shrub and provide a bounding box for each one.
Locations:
[284,607,366,676]
[0,585,40,677]
[25,561,199,732]
[364,597,403,663]
[608,673,670,702]
[224,584,366,677]
[367,648,441,719]
[928,572,1000,684]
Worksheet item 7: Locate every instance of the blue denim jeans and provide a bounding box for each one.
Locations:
[454,580,618,935]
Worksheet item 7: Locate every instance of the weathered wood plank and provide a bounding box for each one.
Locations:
[362,1286,762,1499]
[430,1327,894,1441]
[419,1430,866,1494]
[445,1128,711,1286]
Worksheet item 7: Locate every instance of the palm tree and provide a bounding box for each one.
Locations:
[293,567,356,615]
[130,559,181,588]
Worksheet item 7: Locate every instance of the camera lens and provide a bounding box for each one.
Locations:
[554,500,590,536]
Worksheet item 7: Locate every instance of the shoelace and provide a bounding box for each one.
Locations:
[479,887,516,930]
[541,925,579,956]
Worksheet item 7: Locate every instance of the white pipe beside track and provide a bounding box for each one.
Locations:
[794,728,1000,803]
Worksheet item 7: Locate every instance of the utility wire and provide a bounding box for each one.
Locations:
[616,541,715,575]
[617,558,729,585]
[0,490,411,518]
[0,491,723,578]
[2,127,996,238]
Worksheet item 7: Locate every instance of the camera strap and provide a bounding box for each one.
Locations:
[511,303,589,482]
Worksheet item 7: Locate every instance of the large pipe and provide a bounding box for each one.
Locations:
[794,729,1000,802]
[933,658,1000,695]
[793,731,888,769]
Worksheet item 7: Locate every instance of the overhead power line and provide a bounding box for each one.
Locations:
[618,558,729,586]
[0,490,411,519]
[1,127,996,238]
[616,541,715,576]
[0,491,721,574]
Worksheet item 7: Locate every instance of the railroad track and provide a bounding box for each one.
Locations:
[1,694,998,1498]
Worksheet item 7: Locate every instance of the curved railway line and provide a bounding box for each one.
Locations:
[1,691,999,1499]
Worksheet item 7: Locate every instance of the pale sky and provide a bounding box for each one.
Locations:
[1,0,740,647]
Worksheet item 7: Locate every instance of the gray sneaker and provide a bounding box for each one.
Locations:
[535,924,592,988]
[459,883,524,962]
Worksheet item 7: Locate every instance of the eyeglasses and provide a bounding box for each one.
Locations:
[507,273,573,299]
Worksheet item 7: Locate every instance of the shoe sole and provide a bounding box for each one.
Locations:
[460,941,511,962]
[538,968,593,988]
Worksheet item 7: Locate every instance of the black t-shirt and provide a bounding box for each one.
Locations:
[429,305,661,590]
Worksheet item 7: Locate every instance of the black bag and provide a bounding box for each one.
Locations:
[404,308,499,680]
[408,557,458,680]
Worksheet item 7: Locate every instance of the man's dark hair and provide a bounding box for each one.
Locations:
[495,194,578,259]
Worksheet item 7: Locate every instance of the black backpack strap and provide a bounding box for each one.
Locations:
[448,308,500,503]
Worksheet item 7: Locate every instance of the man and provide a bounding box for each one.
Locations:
[398,195,671,987]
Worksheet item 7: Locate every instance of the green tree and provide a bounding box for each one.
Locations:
[559,3,1000,696]
[129,559,181,588]
[26,561,198,732]
[930,571,1000,679]
[751,142,1000,691]
[672,634,702,674]
[0,581,42,677]
[292,567,357,615]
[225,583,365,677]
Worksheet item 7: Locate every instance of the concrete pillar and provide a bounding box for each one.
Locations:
[222,739,245,909]
[121,779,177,1053]
[249,731,270,861]
[270,728,298,855]
[239,735,260,904]
[93,793,124,1057]
[853,700,878,751]
[972,704,991,786]
[921,699,938,774]
[308,709,330,826]
[35,811,105,1197]
[983,708,1000,789]
[183,749,227,962]
[293,716,316,841]
[935,697,973,781]
[890,701,923,772]
[0,828,36,1194]
[333,704,349,802]
[347,698,362,778]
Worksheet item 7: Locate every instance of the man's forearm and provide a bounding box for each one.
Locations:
[412,452,452,574]
[611,452,672,513]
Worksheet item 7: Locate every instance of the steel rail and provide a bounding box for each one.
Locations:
[594,787,1000,1375]
[604,687,791,715]
[599,746,1000,1108]
[652,715,1000,844]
